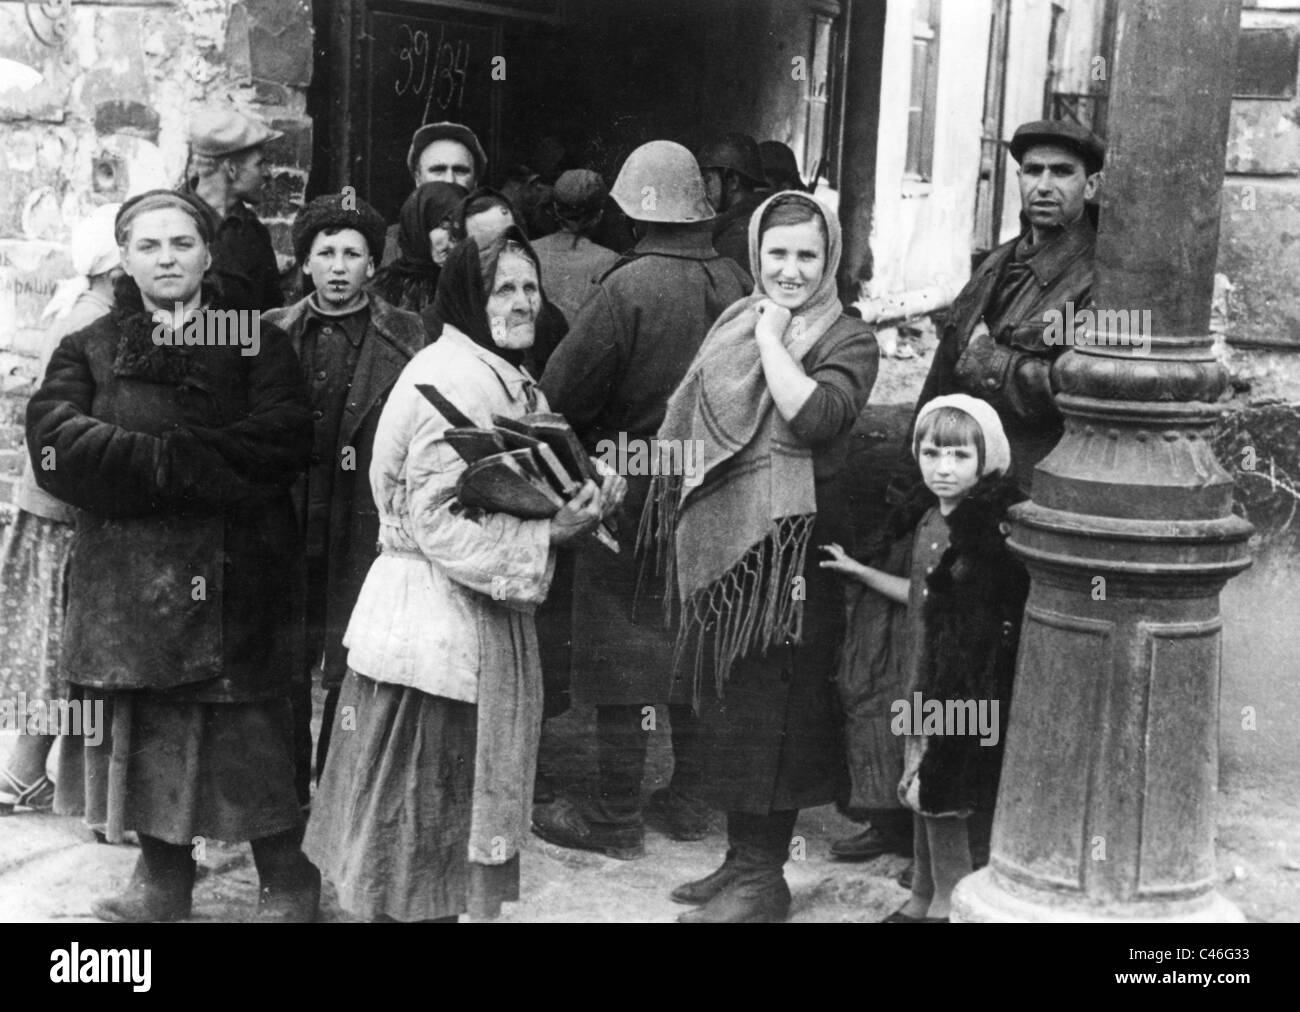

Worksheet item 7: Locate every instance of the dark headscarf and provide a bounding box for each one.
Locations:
[422,224,543,370]
[394,182,467,276]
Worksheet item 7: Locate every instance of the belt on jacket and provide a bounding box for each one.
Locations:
[378,543,428,563]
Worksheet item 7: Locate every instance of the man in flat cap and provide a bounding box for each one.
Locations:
[831,119,1104,869]
[914,117,1104,493]
[381,121,488,267]
[264,194,429,803]
[530,169,619,323]
[182,106,285,311]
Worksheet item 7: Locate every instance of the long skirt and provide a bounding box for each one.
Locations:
[53,688,302,845]
[0,509,75,700]
[695,514,851,815]
[303,670,519,922]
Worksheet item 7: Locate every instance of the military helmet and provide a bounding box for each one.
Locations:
[697,132,766,188]
[610,141,715,224]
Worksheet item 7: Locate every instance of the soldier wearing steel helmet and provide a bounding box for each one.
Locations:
[534,141,749,860]
[699,131,769,283]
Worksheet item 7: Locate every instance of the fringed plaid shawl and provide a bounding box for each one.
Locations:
[639,190,845,705]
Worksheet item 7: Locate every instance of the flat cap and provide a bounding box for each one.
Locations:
[291,193,388,265]
[189,107,282,158]
[406,121,488,181]
[1008,120,1105,174]
[552,169,607,216]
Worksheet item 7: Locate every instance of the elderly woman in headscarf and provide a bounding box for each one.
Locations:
[304,226,623,922]
[644,190,878,922]
[26,189,318,922]
[0,204,120,819]
[370,181,466,313]
[423,188,570,373]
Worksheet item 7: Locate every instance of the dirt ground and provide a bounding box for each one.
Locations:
[2,343,1297,923]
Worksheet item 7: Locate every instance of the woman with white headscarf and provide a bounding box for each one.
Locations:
[0,204,121,818]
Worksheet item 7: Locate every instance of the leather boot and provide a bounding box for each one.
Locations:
[252,828,320,923]
[92,835,194,923]
[670,848,739,905]
[531,795,645,860]
[677,867,791,923]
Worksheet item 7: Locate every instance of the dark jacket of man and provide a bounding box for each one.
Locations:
[710,190,767,283]
[26,281,311,702]
[540,224,750,707]
[264,293,428,690]
[182,186,285,312]
[915,212,1096,489]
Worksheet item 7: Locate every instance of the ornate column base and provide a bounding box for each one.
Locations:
[953,866,1244,923]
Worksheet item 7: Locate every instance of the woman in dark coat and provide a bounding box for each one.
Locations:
[645,192,877,921]
[26,190,317,923]
[370,181,466,313]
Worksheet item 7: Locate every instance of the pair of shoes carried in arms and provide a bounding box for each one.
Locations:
[0,769,55,815]
[531,795,646,860]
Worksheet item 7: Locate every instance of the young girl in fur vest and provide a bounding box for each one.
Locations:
[821,394,1029,922]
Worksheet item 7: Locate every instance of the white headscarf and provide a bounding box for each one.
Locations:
[41,203,123,322]
[913,393,1013,478]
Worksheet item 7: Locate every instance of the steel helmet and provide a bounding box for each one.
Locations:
[698,132,766,188]
[610,141,715,223]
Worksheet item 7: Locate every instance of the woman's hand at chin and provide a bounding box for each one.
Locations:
[754,299,793,345]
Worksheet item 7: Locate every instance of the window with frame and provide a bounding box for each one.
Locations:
[905,0,942,182]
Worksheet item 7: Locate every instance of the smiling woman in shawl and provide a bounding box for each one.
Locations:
[370,181,466,313]
[643,191,878,922]
[303,226,621,922]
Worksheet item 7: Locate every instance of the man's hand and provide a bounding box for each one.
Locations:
[550,480,604,546]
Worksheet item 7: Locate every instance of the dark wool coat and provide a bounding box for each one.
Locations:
[904,474,1030,815]
[26,280,312,702]
[264,294,428,689]
[539,226,751,708]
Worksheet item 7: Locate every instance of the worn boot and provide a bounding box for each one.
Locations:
[531,795,645,860]
[670,848,739,905]
[252,828,320,923]
[677,810,795,923]
[92,835,195,922]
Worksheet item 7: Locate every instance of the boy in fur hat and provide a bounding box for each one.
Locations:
[821,394,1029,922]
[265,194,429,803]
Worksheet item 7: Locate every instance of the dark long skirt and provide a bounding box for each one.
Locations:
[696,515,851,815]
[303,670,518,922]
[54,687,302,845]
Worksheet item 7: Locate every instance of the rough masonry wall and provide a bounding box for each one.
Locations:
[0,0,313,504]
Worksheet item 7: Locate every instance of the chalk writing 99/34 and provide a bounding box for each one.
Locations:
[393,23,470,115]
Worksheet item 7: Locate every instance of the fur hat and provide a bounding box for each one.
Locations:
[291,193,387,264]
[913,393,1012,478]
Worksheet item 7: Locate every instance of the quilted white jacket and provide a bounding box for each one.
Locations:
[343,326,556,702]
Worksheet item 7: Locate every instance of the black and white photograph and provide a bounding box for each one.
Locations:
[0,0,1294,959]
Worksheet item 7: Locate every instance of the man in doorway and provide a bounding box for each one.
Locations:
[381,121,488,266]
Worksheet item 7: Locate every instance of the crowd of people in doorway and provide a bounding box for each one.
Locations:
[0,104,1104,923]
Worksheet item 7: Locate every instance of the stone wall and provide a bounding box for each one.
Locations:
[0,0,313,504]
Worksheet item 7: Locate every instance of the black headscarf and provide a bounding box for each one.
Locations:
[393,182,467,277]
[422,224,544,370]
